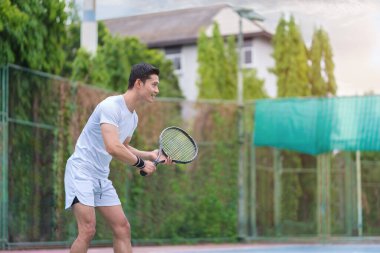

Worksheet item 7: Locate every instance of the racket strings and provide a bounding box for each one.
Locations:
[161,129,197,162]
[162,132,192,159]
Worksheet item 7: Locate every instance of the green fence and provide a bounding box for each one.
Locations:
[1,65,380,249]
[0,65,241,249]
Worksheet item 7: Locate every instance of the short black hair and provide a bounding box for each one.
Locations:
[128,63,160,89]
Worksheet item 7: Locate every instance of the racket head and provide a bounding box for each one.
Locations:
[159,126,198,164]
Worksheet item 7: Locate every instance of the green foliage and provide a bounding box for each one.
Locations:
[123,102,240,240]
[197,23,267,100]
[94,34,131,91]
[287,17,310,96]
[270,16,310,97]
[309,29,324,96]
[322,30,336,95]
[71,48,93,85]
[225,36,238,99]
[243,69,267,99]
[269,16,288,97]
[0,0,28,65]
[271,16,337,98]
[69,24,182,97]
[309,27,337,96]
[268,15,338,235]
[197,25,226,99]
[268,18,339,236]
[197,28,217,98]
[0,0,67,73]
[5,66,240,241]
[361,158,380,235]
[61,9,109,77]
[211,23,230,99]
[280,151,304,233]
[7,67,73,241]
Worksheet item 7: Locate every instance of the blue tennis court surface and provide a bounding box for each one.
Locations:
[165,244,380,253]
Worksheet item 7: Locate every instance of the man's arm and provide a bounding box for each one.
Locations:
[101,123,138,164]
[101,123,157,175]
[123,137,174,165]
[123,137,157,161]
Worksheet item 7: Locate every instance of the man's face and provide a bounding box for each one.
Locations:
[140,74,159,102]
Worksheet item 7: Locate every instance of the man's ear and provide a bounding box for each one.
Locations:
[135,79,142,88]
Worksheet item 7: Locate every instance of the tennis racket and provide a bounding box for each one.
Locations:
[140,126,198,176]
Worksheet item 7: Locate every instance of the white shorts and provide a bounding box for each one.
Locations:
[64,159,121,210]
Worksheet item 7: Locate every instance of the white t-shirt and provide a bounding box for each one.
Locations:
[69,95,138,179]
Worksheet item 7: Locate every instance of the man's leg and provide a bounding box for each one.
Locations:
[97,205,132,253]
[71,203,96,253]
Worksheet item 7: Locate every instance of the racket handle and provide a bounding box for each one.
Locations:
[139,160,164,177]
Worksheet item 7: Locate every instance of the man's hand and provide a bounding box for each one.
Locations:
[151,149,174,165]
[150,149,160,161]
[140,160,157,176]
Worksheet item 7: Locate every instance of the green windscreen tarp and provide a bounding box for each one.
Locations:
[254,96,380,155]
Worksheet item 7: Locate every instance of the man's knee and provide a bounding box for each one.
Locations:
[79,222,96,241]
[113,218,131,238]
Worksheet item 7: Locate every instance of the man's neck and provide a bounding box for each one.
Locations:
[123,91,139,113]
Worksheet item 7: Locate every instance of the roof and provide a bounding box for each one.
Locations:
[102,4,270,48]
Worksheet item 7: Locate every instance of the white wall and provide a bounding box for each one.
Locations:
[172,7,276,100]
[178,45,199,101]
[81,0,97,54]
[177,38,277,101]
[175,37,277,100]
[253,37,277,97]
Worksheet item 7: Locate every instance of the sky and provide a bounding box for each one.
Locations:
[75,0,380,96]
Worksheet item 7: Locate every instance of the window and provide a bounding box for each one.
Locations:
[165,47,182,71]
[242,40,253,68]
[244,48,252,64]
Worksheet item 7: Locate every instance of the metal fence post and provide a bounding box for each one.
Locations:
[344,152,354,235]
[317,153,331,239]
[0,65,9,249]
[249,144,257,238]
[356,151,363,236]
[237,104,247,239]
[273,148,282,236]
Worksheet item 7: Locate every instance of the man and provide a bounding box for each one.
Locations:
[64,63,172,253]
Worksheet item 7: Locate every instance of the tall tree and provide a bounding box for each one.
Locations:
[309,28,324,96]
[211,23,229,99]
[309,28,337,96]
[0,0,67,73]
[225,36,238,99]
[197,28,217,99]
[243,69,267,99]
[269,16,289,97]
[269,15,312,231]
[287,16,310,96]
[270,15,310,97]
[320,28,337,95]
[197,23,267,100]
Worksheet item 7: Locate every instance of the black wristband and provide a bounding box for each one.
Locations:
[133,156,145,169]
[132,156,139,166]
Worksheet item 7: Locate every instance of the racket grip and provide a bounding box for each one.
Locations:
[139,160,163,177]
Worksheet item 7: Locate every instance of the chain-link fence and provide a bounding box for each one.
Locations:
[0,65,240,248]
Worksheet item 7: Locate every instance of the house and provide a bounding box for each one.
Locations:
[103,4,276,100]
